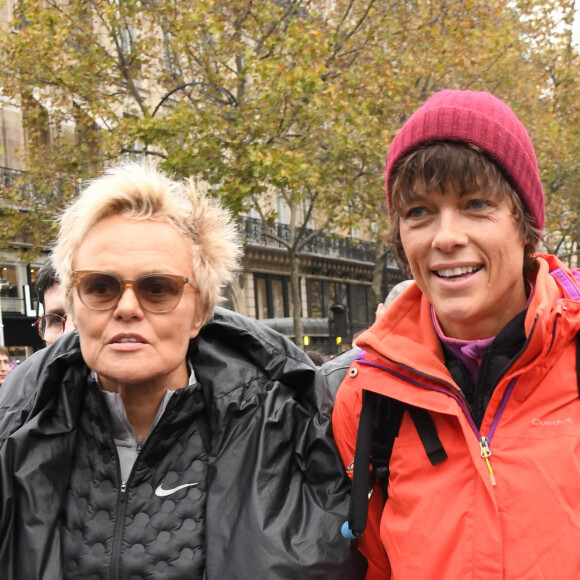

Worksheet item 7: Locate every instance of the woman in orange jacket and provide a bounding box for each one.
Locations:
[333,89,580,579]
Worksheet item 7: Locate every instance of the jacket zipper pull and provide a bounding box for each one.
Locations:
[479,436,496,486]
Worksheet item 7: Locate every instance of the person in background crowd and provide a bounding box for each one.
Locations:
[33,257,75,344]
[333,89,580,579]
[306,349,325,366]
[0,346,10,387]
[321,280,413,399]
[0,162,364,580]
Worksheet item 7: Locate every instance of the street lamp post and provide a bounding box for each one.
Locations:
[0,278,10,347]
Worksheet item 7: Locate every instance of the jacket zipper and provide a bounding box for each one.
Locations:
[358,315,537,488]
[360,356,501,484]
[476,314,540,484]
[372,315,540,485]
[479,436,496,486]
[110,482,128,580]
[108,398,176,579]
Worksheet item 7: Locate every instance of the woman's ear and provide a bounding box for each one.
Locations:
[189,301,207,340]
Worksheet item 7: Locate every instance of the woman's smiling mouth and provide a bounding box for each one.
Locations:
[434,265,483,279]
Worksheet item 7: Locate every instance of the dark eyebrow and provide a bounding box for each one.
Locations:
[404,189,429,203]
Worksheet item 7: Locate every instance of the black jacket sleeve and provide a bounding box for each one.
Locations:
[196,308,366,579]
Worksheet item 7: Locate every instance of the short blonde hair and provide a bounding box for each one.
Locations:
[53,162,242,324]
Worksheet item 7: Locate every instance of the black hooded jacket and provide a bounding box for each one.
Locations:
[0,307,365,579]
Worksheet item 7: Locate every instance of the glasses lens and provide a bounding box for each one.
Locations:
[38,314,65,341]
[78,273,122,310]
[136,275,183,312]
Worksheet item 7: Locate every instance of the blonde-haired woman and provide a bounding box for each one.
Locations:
[0,163,364,579]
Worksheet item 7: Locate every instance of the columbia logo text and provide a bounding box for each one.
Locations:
[531,417,574,427]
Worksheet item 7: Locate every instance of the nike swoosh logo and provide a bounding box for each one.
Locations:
[155,482,199,497]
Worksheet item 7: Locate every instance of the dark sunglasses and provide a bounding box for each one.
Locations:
[72,271,197,313]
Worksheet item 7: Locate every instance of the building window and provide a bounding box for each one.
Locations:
[348,284,373,335]
[307,279,348,318]
[0,264,19,313]
[22,93,50,149]
[275,193,291,225]
[307,280,325,318]
[254,273,292,319]
[307,279,372,335]
[0,265,17,296]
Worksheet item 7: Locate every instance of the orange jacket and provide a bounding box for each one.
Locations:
[333,255,580,579]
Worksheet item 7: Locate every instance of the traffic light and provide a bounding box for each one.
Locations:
[329,304,348,340]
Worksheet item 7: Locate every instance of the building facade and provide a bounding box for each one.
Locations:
[234,216,405,356]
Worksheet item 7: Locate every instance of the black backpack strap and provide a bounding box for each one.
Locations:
[343,391,405,538]
[371,396,405,499]
[408,407,448,465]
[342,391,447,539]
[344,389,378,538]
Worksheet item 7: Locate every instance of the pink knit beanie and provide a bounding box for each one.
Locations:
[385,90,545,238]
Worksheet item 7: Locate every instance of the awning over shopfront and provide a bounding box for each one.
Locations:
[258,317,329,338]
[3,313,44,350]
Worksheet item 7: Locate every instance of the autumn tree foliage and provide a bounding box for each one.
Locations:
[0,0,578,342]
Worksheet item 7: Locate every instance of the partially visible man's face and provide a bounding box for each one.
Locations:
[43,283,67,318]
[42,283,76,344]
[0,353,10,385]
